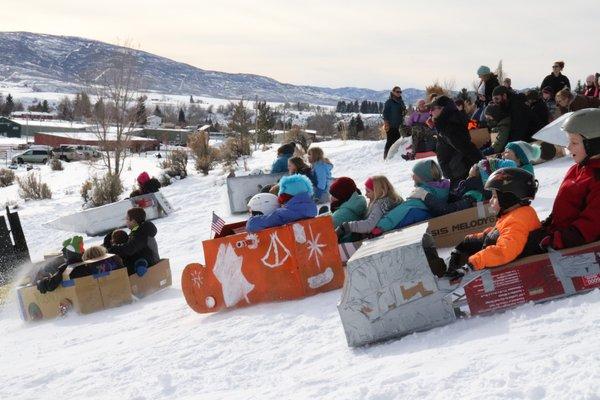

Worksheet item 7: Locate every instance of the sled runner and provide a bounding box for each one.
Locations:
[44,192,174,237]
[338,223,600,347]
[16,256,172,321]
[227,172,286,213]
[181,216,344,313]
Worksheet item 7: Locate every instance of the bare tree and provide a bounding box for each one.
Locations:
[88,42,142,177]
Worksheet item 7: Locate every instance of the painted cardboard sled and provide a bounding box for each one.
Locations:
[181,216,344,313]
[17,256,172,321]
[337,202,497,264]
[227,173,286,213]
[44,192,174,237]
[338,222,600,347]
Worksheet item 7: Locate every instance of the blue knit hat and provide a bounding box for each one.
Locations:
[477,65,491,75]
[278,174,314,197]
[505,141,542,166]
[412,159,439,182]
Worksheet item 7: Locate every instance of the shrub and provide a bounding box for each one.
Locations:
[50,157,64,171]
[160,149,188,179]
[159,172,172,187]
[188,132,220,175]
[82,173,123,207]
[0,169,15,187]
[220,137,243,167]
[17,173,52,200]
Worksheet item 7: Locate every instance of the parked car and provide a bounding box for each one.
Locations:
[52,145,85,162]
[70,144,101,159]
[12,149,52,164]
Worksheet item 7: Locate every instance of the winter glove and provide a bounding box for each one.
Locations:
[335,222,350,238]
[134,259,149,277]
[445,261,474,279]
[370,227,383,237]
[481,146,496,156]
[444,250,470,279]
[408,187,429,201]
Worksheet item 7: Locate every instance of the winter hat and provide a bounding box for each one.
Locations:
[477,65,491,76]
[137,171,150,186]
[539,141,557,161]
[526,90,541,102]
[477,158,518,185]
[364,177,374,192]
[329,177,358,203]
[278,174,313,197]
[484,104,507,122]
[62,235,84,264]
[505,141,542,165]
[428,95,454,109]
[586,74,596,84]
[492,85,509,97]
[542,86,554,96]
[412,160,435,182]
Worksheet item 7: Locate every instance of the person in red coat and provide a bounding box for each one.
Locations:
[541,108,600,249]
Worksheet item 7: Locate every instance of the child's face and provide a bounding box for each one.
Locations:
[567,133,587,164]
[365,188,375,201]
[288,161,297,173]
[502,149,519,164]
[490,190,501,213]
[307,152,315,163]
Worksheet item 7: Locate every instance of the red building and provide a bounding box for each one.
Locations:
[34,131,159,152]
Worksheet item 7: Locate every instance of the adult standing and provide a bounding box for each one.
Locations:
[540,61,571,96]
[475,66,500,108]
[382,86,406,159]
[429,96,483,188]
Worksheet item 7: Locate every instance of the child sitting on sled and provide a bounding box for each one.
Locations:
[308,147,333,204]
[441,168,541,278]
[329,177,367,243]
[374,160,449,234]
[335,175,401,239]
[501,141,542,175]
[35,236,85,294]
[246,174,317,233]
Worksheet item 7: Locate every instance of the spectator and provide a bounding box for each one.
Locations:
[482,104,511,155]
[406,99,437,153]
[492,86,538,142]
[555,88,600,114]
[542,86,558,120]
[130,172,161,198]
[307,147,333,203]
[382,86,407,159]
[475,65,500,110]
[540,61,571,96]
[525,89,550,132]
[583,74,599,99]
[271,143,295,174]
[502,77,513,90]
[329,177,367,243]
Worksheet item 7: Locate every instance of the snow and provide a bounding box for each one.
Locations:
[36,130,156,142]
[0,139,596,400]
[9,118,92,129]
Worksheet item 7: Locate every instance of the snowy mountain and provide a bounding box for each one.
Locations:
[0,32,425,106]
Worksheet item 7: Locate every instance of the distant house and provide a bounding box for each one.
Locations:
[0,117,90,138]
[146,115,162,128]
[11,111,57,121]
[33,131,159,152]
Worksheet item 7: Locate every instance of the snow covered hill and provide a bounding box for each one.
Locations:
[0,32,425,106]
[1,141,598,400]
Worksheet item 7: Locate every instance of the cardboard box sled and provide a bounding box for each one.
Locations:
[181,216,344,313]
[17,256,172,321]
[338,203,497,263]
[227,173,286,213]
[338,224,600,347]
[44,192,174,237]
[469,128,491,149]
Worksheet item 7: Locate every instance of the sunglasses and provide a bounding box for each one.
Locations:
[393,91,402,94]
[552,65,560,68]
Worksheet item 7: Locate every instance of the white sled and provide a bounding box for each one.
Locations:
[44,192,174,237]
[385,136,412,161]
[532,112,572,147]
[227,172,286,213]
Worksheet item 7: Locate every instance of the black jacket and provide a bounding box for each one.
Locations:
[476,75,500,107]
[434,105,484,183]
[141,178,161,195]
[529,99,550,133]
[105,221,160,274]
[503,93,538,142]
[540,73,571,96]
[383,94,406,128]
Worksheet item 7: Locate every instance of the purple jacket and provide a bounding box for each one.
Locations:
[406,110,430,126]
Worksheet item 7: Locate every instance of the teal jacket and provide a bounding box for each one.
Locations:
[377,180,450,232]
[332,192,367,243]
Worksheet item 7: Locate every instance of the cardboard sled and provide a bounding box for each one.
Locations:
[469,128,491,149]
[338,226,600,347]
[17,256,172,321]
[338,203,497,263]
[533,112,572,148]
[181,216,344,313]
[44,192,174,237]
[227,173,286,213]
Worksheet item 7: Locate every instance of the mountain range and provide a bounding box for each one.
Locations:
[0,32,425,106]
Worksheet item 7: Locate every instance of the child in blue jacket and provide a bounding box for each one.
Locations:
[308,147,333,203]
[271,143,296,174]
[246,174,318,232]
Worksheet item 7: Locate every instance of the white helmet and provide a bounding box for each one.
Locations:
[247,193,279,215]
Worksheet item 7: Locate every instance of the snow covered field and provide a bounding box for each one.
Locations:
[0,140,598,400]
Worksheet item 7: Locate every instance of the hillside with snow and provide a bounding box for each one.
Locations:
[0,140,598,400]
[0,32,425,106]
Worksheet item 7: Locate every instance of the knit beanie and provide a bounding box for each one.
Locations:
[62,235,84,264]
[542,86,554,96]
[477,65,491,75]
[364,177,374,192]
[412,160,435,182]
[484,104,507,122]
[505,141,542,165]
[137,172,150,186]
[278,174,314,197]
[526,90,540,102]
[329,177,358,203]
[492,85,509,97]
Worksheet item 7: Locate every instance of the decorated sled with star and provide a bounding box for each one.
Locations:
[181,216,344,313]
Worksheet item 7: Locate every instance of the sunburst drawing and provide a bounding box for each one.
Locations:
[191,270,203,288]
[306,225,326,269]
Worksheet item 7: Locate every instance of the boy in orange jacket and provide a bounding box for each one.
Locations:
[445,167,541,278]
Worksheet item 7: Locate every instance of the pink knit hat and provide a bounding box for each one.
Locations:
[364,177,374,192]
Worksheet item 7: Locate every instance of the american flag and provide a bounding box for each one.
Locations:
[211,212,226,236]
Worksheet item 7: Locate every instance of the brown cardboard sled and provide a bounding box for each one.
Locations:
[129,259,172,298]
[470,128,491,149]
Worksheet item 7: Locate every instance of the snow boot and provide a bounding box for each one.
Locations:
[421,233,446,278]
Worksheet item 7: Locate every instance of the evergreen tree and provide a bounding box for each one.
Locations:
[73,93,83,119]
[178,108,186,125]
[190,95,194,103]
[41,100,50,113]
[353,100,359,113]
[93,98,106,121]
[80,92,92,118]
[153,105,163,117]
[2,94,15,116]
[575,80,583,94]
[348,116,357,139]
[457,88,469,101]
[256,101,275,145]
[378,102,384,113]
[57,96,74,120]
[135,96,148,125]
[228,100,252,155]
[356,114,365,133]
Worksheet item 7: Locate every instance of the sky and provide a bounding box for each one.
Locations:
[3,0,600,91]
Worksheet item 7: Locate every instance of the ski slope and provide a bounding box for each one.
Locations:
[1,140,598,400]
